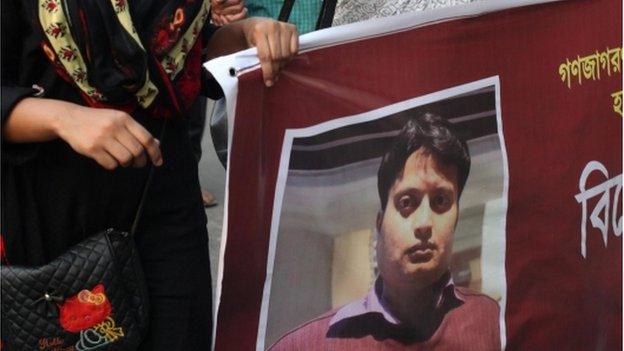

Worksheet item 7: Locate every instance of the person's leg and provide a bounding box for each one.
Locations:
[135,119,213,350]
[208,98,228,168]
[187,96,207,163]
[136,209,212,351]
[188,96,218,207]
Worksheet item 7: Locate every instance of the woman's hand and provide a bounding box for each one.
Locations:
[211,0,248,26]
[56,104,162,170]
[205,17,299,87]
[3,98,162,170]
[240,18,299,87]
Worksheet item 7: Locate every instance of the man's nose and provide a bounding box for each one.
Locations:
[412,199,433,241]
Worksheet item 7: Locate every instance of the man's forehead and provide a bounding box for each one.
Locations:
[394,148,458,188]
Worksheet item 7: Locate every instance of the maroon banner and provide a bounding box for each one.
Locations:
[212,1,622,349]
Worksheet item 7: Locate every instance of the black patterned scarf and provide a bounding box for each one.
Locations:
[38,0,210,117]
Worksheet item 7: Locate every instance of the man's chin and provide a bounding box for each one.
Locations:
[402,262,446,287]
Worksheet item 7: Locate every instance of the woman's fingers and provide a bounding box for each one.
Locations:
[211,0,242,12]
[93,150,119,171]
[242,19,299,86]
[267,23,283,60]
[277,24,297,70]
[266,23,296,85]
[211,0,246,25]
[289,25,299,55]
[280,25,292,60]
[267,24,283,80]
[224,7,247,23]
[254,32,276,86]
[123,118,163,166]
[116,127,148,168]
[103,138,135,168]
[214,2,245,15]
[55,105,162,171]
[211,12,223,26]
[218,14,229,25]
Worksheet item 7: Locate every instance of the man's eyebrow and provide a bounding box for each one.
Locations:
[394,181,456,192]
[393,186,421,195]
[436,184,456,192]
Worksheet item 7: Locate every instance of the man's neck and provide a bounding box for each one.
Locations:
[380,274,450,331]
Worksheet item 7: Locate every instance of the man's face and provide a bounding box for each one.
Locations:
[377,147,459,291]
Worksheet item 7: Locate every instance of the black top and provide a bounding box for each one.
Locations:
[1,1,219,265]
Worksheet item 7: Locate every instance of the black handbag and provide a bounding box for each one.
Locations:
[0,125,165,351]
[1,229,149,351]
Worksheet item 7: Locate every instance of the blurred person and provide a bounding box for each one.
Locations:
[211,0,325,34]
[187,97,219,207]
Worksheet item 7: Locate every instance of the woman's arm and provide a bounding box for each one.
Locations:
[3,14,296,169]
[205,17,299,87]
[3,98,162,170]
[2,1,162,170]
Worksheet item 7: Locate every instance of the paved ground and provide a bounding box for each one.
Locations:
[197,99,226,294]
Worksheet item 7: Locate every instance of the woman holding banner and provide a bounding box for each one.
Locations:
[1,1,297,350]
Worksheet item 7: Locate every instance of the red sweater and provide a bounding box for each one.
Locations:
[268,287,501,351]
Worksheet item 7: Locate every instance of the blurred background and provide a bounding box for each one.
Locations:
[198,99,226,295]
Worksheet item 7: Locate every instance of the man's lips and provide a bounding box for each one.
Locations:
[406,243,436,263]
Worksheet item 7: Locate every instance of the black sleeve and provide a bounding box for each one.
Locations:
[1,86,41,165]
[1,87,38,125]
[2,0,32,122]
[201,23,219,46]
[201,70,224,100]
[200,23,224,100]
[1,0,40,165]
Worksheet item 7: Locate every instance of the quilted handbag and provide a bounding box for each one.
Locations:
[1,228,149,351]
[0,125,166,351]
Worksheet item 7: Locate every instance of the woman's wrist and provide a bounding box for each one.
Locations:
[204,20,248,60]
[50,100,79,142]
[4,97,74,143]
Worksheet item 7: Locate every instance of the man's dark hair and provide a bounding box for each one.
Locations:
[377,113,471,210]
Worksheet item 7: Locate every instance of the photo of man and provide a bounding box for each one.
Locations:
[268,113,501,350]
[255,81,507,350]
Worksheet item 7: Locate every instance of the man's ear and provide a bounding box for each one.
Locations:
[376,209,384,232]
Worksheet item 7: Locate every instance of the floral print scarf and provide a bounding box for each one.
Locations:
[38,0,210,116]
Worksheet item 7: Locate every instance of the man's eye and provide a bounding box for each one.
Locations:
[398,195,414,210]
[431,193,452,212]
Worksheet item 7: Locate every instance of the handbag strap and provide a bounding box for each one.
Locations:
[130,120,168,236]
[316,0,337,30]
[278,0,296,22]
